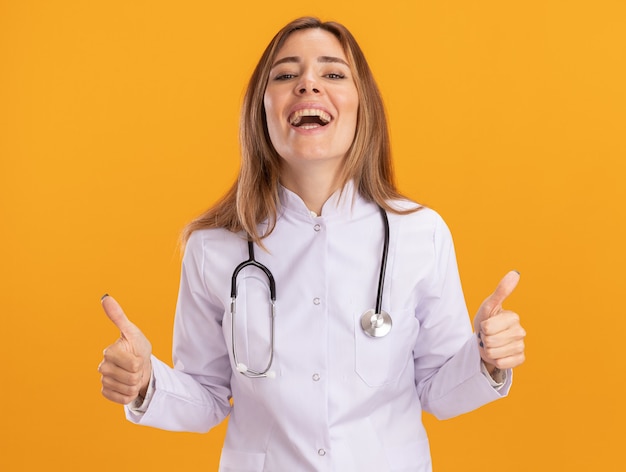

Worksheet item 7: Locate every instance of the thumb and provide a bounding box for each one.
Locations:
[100,294,138,338]
[481,270,521,317]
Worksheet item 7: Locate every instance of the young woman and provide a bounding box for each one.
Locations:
[98,17,526,472]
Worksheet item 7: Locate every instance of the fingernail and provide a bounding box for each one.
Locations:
[514,270,520,275]
[100,293,109,302]
[479,341,484,348]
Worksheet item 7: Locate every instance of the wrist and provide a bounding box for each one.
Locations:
[139,359,152,398]
[484,361,497,376]
[483,362,504,383]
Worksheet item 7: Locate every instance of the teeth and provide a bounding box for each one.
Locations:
[289,109,332,126]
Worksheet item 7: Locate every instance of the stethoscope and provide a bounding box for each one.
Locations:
[230,206,392,378]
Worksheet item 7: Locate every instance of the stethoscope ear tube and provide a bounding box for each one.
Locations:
[230,241,276,301]
[230,240,277,378]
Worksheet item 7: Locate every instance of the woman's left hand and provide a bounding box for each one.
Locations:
[473,271,526,374]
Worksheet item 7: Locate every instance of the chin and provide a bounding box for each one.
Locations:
[285,150,345,164]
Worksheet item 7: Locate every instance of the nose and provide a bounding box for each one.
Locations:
[296,72,321,95]
[298,84,320,94]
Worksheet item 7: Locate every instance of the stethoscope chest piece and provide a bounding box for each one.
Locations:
[360,309,392,338]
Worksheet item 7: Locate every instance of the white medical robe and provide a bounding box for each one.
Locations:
[126,183,511,471]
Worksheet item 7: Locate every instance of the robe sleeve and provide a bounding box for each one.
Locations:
[125,230,232,432]
[413,214,512,420]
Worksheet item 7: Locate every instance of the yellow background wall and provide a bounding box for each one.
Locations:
[1,1,625,470]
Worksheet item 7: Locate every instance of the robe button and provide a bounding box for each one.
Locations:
[312,373,320,381]
[318,448,326,456]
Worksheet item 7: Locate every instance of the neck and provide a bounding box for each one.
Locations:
[280,163,342,215]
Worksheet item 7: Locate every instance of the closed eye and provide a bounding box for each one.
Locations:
[325,73,346,79]
[273,73,297,81]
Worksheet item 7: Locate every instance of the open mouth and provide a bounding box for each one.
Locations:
[288,108,332,129]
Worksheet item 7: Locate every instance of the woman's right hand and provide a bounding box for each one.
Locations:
[98,295,152,405]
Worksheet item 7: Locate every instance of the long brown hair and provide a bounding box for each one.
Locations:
[183,17,416,245]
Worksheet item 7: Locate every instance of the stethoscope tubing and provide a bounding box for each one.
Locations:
[230,241,277,378]
[230,206,391,377]
[375,206,390,315]
[230,241,276,302]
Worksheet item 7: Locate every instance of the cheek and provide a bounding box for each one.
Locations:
[263,95,275,127]
[343,90,359,123]
[263,91,281,125]
[263,111,282,151]
[262,94,286,153]
[342,94,360,136]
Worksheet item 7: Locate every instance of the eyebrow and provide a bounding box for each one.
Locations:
[271,56,350,68]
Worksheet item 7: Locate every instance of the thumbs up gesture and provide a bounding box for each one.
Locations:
[473,271,526,374]
[98,295,152,405]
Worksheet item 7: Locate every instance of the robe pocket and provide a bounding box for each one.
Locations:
[354,308,419,387]
[219,448,266,471]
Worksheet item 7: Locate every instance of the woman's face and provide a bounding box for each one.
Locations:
[263,28,359,171]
